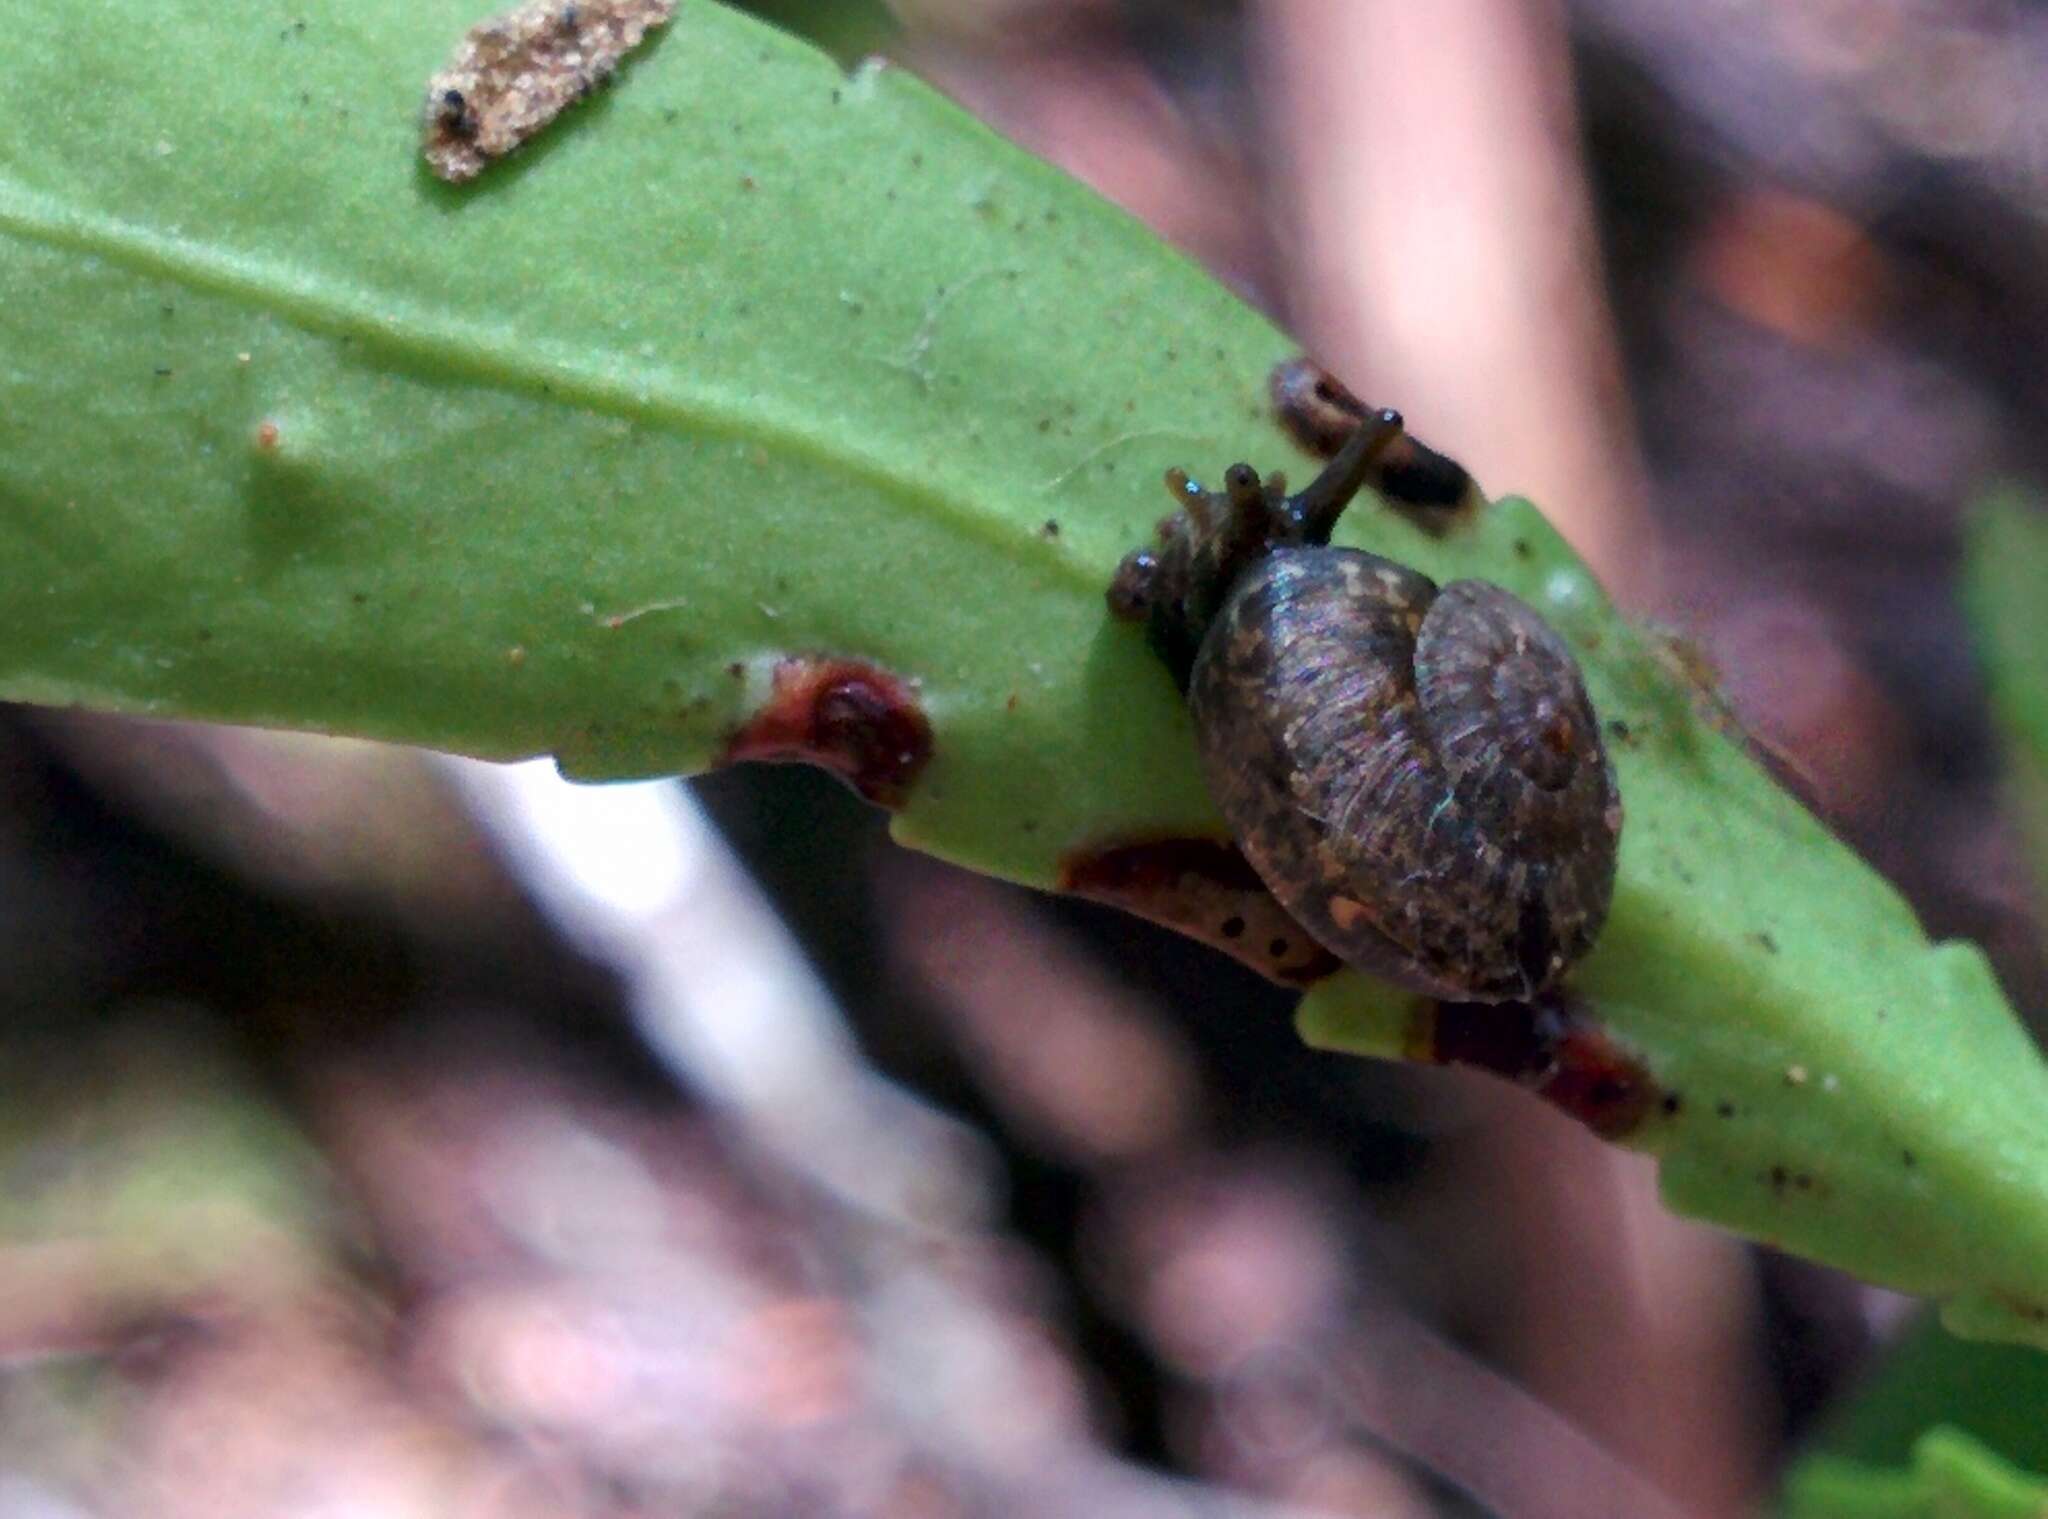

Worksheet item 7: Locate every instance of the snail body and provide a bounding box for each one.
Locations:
[1109,409,1621,1002]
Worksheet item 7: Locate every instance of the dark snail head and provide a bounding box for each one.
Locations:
[1109,411,1622,1002]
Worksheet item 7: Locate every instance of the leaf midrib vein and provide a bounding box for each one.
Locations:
[0,176,1097,596]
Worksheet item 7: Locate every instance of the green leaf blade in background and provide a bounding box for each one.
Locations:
[1964,489,2048,903]
[8,0,2048,1346]
[1784,1430,2048,1519]
[1776,1313,2048,1515]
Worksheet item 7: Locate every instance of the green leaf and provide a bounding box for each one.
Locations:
[1783,1430,2048,1519]
[1962,489,2048,904]
[1295,571,2048,1350]
[7,0,2048,1346]
[1,0,1239,880]
[728,0,898,61]
[1797,1314,2048,1477]
[1776,1315,2048,1516]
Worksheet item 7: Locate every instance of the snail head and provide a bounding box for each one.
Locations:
[1107,409,1408,689]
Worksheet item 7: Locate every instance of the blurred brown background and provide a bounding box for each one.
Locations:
[3,2,2045,1515]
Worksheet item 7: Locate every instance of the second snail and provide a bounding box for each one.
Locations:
[1108,394,1623,1004]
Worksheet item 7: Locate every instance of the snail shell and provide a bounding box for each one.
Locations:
[1193,548,1621,1001]
[1111,407,1622,1001]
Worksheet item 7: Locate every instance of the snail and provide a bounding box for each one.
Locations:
[1107,407,1622,1002]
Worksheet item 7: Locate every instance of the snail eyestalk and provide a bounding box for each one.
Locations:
[1285,407,1407,545]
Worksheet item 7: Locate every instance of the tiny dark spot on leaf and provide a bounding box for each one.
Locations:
[1040,519,1060,538]
[1660,1092,1682,1116]
[1752,931,1780,955]
[1513,539,1532,559]
[1716,1100,1736,1118]
[1769,1165,1789,1191]
[1902,1149,1916,1167]
[1220,916,1246,939]
[1606,718,1634,743]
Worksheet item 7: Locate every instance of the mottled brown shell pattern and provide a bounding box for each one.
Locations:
[1191,547,1621,1001]
[1108,403,1623,1002]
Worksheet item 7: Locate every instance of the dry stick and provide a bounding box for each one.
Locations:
[1323,1309,1701,1519]
[1251,3,1765,1512]
[1252,0,1651,595]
